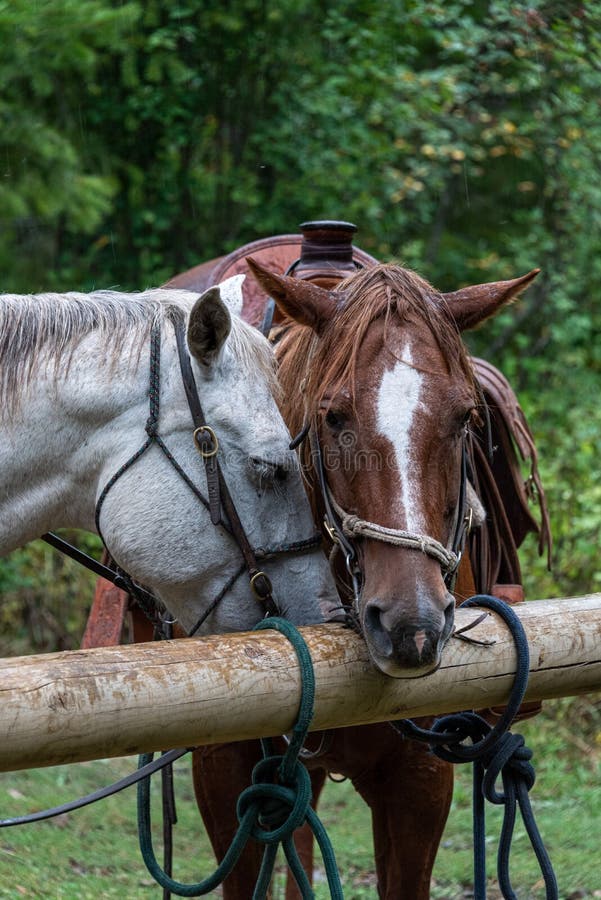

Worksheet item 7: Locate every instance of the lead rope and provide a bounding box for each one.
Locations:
[136,618,343,899]
[390,595,558,900]
[1,602,556,898]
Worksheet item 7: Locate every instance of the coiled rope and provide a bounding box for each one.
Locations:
[0,600,557,899]
[137,617,343,898]
[391,595,558,900]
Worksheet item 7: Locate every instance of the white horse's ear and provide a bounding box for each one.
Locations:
[217,274,245,318]
[187,286,232,366]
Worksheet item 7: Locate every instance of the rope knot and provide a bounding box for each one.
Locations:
[343,514,361,534]
[482,732,536,803]
[236,756,312,844]
[145,416,158,437]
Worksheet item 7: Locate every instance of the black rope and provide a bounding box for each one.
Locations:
[0,749,189,828]
[390,595,558,900]
[153,433,220,523]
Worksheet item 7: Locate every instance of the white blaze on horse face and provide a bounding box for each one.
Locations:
[376,343,425,533]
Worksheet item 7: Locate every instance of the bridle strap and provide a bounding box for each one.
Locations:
[309,423,471,596]
[41,531,171,633]
[172,313,279,615]
[50,313,321,635]
[310,430,357,566]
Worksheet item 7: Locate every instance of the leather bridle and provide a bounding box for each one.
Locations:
[298,421,473,610]
[44,309,322,635]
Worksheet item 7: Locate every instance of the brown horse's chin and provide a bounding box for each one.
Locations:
[366,644,443,679]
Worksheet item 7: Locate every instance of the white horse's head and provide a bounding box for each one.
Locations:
[0,276,337,634]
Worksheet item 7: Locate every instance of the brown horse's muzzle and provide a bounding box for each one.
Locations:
[360,553,456,678]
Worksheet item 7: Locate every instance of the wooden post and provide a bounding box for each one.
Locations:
[1,594,600,772]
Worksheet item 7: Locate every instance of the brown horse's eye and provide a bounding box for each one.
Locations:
[325,409,345,430]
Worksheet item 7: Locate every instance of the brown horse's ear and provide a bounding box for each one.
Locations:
[246,257,338,333]
[441,269,540,331]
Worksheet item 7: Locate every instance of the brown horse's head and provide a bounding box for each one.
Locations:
[248,259,538,677]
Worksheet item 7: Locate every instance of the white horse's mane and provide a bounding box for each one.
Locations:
[0,287,276,416]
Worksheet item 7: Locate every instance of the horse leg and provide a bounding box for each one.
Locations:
[192,741,264,899]
[285,767,327,900]
[348,724,453,900]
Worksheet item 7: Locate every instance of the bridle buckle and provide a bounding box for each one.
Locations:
[323,516,340,545]
[194,425,219,458]
[464,506,474,535]
[250,570,273,600]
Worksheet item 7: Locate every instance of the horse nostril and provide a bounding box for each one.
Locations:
[363,602,393,659]
[443,597,455,636]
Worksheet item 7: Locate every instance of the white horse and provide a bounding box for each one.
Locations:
[0,275,336,634]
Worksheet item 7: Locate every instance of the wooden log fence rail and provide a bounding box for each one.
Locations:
[1,594,600,773]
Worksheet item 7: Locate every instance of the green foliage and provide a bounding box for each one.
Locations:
[519,375,601,601]
[0,0,138,291]
[0,0,600,647]
[0,534,101,656]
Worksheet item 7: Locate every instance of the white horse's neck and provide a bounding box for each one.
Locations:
[0,327,156,550]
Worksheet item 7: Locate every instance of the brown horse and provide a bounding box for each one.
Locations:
[190,257,541,899]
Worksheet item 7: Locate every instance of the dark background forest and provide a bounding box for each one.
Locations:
[1,0,599,654]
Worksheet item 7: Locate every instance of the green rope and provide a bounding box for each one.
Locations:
[137,617,344,898]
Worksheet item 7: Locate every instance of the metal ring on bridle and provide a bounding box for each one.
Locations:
[323,517,340,545]
[193,425,219,458]
[465,506,474,534]
[250,570,273,599]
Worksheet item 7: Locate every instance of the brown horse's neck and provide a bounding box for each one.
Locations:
[275,321,332,566]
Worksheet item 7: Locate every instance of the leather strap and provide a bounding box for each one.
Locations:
[172,313,278,615]
[0,748,189,828]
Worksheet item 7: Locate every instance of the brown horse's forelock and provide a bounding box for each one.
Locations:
[278,263,477,437]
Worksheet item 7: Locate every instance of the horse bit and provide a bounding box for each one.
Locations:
[43,307,322,636]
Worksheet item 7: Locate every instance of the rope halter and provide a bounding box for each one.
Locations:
[327,493,460,574]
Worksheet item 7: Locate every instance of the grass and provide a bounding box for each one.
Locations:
[0,697,599,899]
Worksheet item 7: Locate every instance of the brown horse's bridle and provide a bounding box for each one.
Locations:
[44,310,322,635]
[302,422,472,609]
